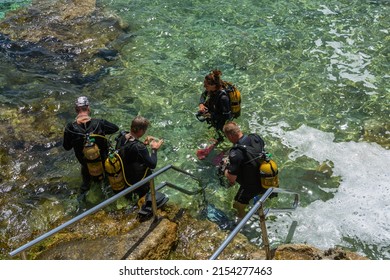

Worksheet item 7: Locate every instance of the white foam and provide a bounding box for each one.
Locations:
[265,123,390,257]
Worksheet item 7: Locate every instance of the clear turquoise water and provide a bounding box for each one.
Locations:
[0,0,389,259]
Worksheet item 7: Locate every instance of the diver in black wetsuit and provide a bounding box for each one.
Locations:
[197,69,232,143]
[63,96,119,199]
[115,115,164,200]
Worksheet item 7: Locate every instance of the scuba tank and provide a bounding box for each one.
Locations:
[83,136,104,179]
[259,154,279,189]
[104,152,126,191]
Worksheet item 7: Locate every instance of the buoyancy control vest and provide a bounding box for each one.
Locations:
[64,119,108,179]
[234,134,279,189]
[110,133,150,190]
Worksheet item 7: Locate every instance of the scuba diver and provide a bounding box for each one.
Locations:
[115,116,165,214]
[63,96,119,201]
[220,121,278,220]
[197,69,233,144]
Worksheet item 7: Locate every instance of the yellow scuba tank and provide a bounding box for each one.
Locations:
[83,137,104,179]
[104,153,126,191]
[259,156,279,189]
[223,81,241,118]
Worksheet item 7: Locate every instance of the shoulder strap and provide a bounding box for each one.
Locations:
[70,118,101,136]
[233,134,265,163]
[122,138,138,150]
[114,131,128,150]
[119,138,137,158]
[218,88,228,98]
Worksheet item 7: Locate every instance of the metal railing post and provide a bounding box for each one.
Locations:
[209,188,273,260]
[258,204,271,260]
[150,178,158,221]
[210,188,299,260]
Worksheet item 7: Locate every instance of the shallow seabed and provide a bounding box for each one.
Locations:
[0,0,389,259]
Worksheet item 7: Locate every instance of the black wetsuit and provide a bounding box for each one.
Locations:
[226,134,267,204]
[116,135,158,199]
[63,118,119,194]
[199,89,232,132]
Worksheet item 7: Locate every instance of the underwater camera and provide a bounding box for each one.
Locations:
[195,110,211,123]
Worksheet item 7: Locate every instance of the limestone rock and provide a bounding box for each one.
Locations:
[126,218,178,260]
[0,0,129,77]
[32,206,266,260]
[37,217,178,260]
[274,244,368,260]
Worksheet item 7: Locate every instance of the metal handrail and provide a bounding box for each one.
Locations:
[10,164,299,260]
[9,164,201,258]
[209,187,299,260]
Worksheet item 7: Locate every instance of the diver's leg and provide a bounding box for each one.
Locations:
[233,201,248,219]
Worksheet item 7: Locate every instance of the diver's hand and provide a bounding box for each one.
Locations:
[150,138,164,150]
[198,104,208,113]
[143,135,155,145]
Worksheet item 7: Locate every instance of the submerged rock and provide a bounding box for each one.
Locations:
[0,0,131,184]
[0,0,130,80]
[362,119,389,149]
[274,244,368,260]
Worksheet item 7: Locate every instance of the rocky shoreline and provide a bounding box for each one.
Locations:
[30,204,367,260]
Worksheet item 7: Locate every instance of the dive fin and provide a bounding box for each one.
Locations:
[196,139,218,160]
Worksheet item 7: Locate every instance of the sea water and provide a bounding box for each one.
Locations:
[0,0,389,259]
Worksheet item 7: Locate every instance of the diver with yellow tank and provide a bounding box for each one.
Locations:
[63,96,119,201]
[220,121,279,220]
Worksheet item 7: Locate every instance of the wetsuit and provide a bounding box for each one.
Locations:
[63,118,119,194]
[226,134,267,204]
[117,135,158,199]
[199,89,232,132]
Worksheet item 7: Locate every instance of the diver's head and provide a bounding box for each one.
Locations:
[204,69,223,91]
[131,116,150,137]
[75,96,90,113]
[223,121,243,144]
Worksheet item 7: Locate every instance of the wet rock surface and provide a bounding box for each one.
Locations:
[32,204,366,260]
[274,244,368,260]
[37,216,178,260]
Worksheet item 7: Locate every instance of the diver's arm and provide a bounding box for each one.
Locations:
[199,91,208,112]
[63,124,74,151]
[220,94,232,120]
[224,170,237,185]
[137,144,158,169]
[101,119,119,135]
[224,149,242,185]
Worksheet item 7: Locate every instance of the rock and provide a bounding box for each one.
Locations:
[37,217,178,260]
[274,244,368,260]
[169,207,266,260]
[274,244,324,260]
[32,206,266,260]
[126,218,178,260]
[0,0,129,78]
[362,119,389,149]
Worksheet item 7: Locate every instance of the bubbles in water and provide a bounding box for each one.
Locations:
[265,124,390,258]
